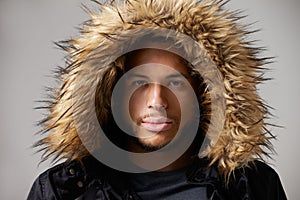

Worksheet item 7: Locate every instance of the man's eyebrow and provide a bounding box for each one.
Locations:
[126,73,148,79]
[126,72,190,79]
[166,73,190,79]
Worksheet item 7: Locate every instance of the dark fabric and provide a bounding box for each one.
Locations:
[27,156,287,200]
[124,165,206,200]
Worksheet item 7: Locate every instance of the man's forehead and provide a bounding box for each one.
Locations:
[125,48,188,69]
[125,64,189,79]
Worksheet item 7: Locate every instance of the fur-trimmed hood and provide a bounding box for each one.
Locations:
[36,0,274,178]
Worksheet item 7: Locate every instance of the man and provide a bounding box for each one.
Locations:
[28,0,287,199]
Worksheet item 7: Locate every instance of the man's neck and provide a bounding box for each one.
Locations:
[128,140,197,172]
[156,150,196,172]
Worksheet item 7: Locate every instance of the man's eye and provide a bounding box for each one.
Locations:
[133,80,147,86]
[169,80,184,87]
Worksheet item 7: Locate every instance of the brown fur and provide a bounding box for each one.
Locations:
[35,0,275,179]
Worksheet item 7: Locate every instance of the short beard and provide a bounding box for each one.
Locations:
[131,136,168,152]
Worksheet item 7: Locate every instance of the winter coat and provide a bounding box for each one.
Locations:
[27,156,286,199]
[29,0,287,199]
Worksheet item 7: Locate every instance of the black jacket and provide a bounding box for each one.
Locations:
[32,1,286,199]
[27,156,287,200]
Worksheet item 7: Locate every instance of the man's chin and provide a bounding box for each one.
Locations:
[133,137,169,152]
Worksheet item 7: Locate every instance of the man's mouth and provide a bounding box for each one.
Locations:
[141,117,173,132]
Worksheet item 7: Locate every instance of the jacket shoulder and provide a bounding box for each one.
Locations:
[27,157,111,200]
[27,159,95,200]
[27,163,65,200]
[243,161,287,200]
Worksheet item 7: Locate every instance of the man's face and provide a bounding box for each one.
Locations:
[121,49,197,152]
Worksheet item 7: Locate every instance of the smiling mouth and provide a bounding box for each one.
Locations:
[141,117,173,132]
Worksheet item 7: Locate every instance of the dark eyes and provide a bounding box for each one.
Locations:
[132,80,185,88]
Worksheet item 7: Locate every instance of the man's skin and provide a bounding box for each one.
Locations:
[121,48,199,171]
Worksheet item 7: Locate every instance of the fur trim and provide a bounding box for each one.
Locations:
[35,0,275,178]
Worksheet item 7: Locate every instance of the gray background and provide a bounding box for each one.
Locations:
[0,0,299,199]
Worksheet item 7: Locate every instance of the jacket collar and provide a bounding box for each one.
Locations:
[50,156,252,199]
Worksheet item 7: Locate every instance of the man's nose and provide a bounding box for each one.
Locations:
[146,83,168,110]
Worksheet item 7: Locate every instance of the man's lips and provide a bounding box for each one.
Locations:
[141,117,173,132]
